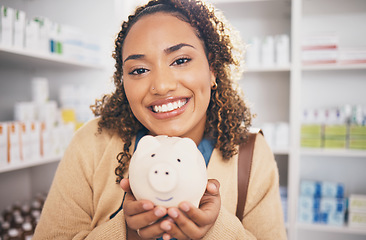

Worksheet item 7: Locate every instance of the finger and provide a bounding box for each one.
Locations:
[160,218,190,240]
[126,205,167,229]
[137,220,166,239]
[206,179,220,195]
[120,178,131,192]
[166,207,206,239]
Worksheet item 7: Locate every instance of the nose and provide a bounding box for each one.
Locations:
[148,163,177,193]
[150,67,177,95]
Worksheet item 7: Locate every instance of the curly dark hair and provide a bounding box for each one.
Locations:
[91,0,252,183]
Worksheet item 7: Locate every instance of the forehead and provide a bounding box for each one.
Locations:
[122,12,205,57]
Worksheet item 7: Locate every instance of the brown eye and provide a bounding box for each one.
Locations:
[151,154,155,157]
[177,159,181,162]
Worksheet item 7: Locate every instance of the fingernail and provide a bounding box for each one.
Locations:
[163,234,171,240]
[208,182,217,191]
[180,202,190,212]
[154,208,165,217]
[169,209,179,218]
[143,203,153,210]
[161,221,171,231]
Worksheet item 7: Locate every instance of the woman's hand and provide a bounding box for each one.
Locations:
[120,179,168,239]
[159,179,221,240]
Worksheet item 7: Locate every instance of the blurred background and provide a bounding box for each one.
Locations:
[0,0,365,239]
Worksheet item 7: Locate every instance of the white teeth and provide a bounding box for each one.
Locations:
[152,99,187,113]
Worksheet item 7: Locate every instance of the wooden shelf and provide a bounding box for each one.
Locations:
[0,155,62,174]
[0,45,106,70]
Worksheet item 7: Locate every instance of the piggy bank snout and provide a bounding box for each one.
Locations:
[149,163,178,193]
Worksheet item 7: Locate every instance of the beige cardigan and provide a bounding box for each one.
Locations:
[33,118,287,239]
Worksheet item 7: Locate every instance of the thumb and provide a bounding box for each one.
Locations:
[120,178,132,193]
[206,179,220,195]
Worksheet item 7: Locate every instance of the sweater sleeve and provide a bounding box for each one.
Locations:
[32,125,127,239]
[202,205,257,240]
[241,134,287,240]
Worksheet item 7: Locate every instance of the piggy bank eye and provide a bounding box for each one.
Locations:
[177,158,181,163]
[151,154,155,157]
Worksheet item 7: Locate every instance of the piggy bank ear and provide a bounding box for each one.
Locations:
[172,137,198,159]
[135,135,161,153]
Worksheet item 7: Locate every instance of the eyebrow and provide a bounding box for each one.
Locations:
[123,54,145,63]
[123,43,195,63]
[164,43,195,54]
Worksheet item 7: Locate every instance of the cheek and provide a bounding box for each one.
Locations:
[123,79,140,104]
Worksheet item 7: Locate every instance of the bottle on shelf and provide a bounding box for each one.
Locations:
[21,222,33,240]
[7,228,22,240]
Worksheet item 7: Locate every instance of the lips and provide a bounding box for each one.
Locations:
[151,98,188,113]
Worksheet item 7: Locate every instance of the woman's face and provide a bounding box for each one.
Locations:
[122,12,215,144]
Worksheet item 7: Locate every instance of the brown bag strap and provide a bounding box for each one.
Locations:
[236,130,263,222]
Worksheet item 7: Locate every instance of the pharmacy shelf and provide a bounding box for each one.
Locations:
[0,45,106,70]
[297,223,366,235]
[0,155,61,174]
[300,148,366,158]
[302,63,366,71]
[245,65,291,73]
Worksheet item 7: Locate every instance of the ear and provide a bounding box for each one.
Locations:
[210,71,216,87]
[135,135,161,153]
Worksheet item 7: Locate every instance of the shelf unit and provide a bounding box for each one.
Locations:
[0,0,117,211]
[0,155,62,174]
[0,46,106,70]
[210,0,366,239]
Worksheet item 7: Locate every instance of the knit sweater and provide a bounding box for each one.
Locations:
[33,118,287,239]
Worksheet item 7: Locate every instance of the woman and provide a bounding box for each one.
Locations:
[33,0,286,239]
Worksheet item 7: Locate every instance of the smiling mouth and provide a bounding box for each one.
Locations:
[151,99,188,113]
[156,197,173,202]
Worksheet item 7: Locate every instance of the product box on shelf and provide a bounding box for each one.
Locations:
[13,9,25,49]
[298,180,346,226]
[261,36,275,67]
[1,6,14,47]
[349,125,366,150]
[14,102,37,122]
[8,122,22,164]
[49,22,62,54]
[245,34,290,68]
[323,125,347,149]
[25,18,40,51]
[245,37,261,68]
[302,33,338,65]
[348,194,366,228]
[29,121,42,160]
[20,122,32,161]
[301,124,323,148]
[338,48,366,65]
[260,122,290,150]
[275,34,290,67]
[349,195,366,213]
[348,212,366,228]
[34,16,52,53]
[300,180,344,199]
[0,122,8,166]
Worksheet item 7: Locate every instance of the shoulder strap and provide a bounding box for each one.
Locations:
[236,129,263,222]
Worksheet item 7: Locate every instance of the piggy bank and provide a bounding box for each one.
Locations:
[129,135,207,208]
